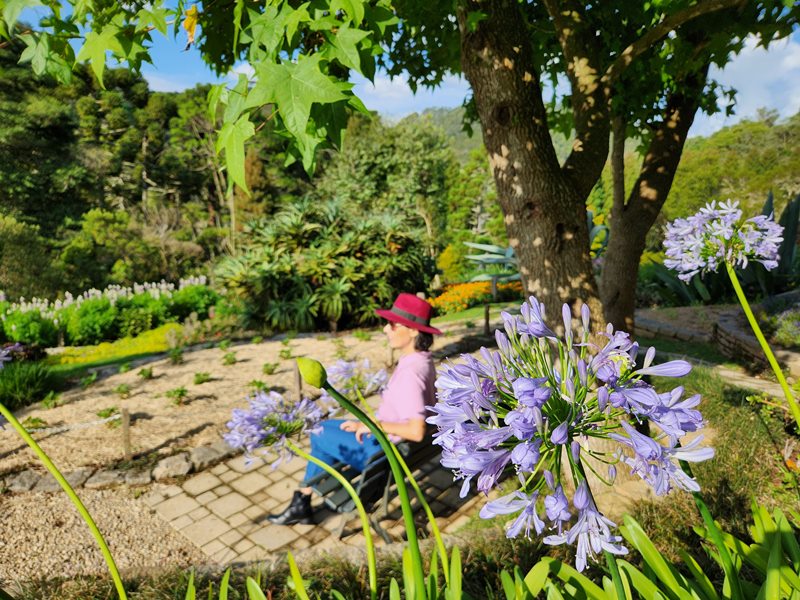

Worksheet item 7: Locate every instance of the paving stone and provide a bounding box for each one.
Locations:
[210,463,227,476]
[141,491,165,508]
[182,514,229,547]
[195,490,217,505]
[183,472,222,496]
[249,525,299,551]
[220,471,237,483]
[443,514,471,534]
[33,467,94,492]
[202,539,227,557]
[226,455,252,474]
[268,480,296,503]
[208,492,252,519]
[250,491,269,504]
[215,485,232,496]
[230,471,270,496]
[125,470,152,486]
[156,493,200,521]
[293,538,311,550]
[228,512,249,528]
[153,453,192,481]
[190,445,224,471]
[243,505,265,519]
[172,514,193,531]
[233,538,255,554]
[236,545,268,562]
[211,545,238,564]
[84,470,123,489]
[425,468,456,490]
[163,484,183,498]
[189,506,210,520]
[219,529,243,546]
[7,470,40,492]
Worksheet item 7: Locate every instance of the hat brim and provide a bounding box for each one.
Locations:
[375,309,442,335]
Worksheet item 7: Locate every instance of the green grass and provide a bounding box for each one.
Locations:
[636,335,736,367]
[630,365,800,566]
[46,324,181,381]
[431,302,519,325]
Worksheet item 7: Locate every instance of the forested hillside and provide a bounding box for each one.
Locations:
[1,35,798,302]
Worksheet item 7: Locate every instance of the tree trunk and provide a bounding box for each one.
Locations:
[458,0,606,320]
[600,67,709,333]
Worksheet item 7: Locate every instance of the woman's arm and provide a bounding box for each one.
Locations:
[341,418,426,443]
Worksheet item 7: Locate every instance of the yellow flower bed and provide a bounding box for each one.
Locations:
[47,323,182,366]
[430,281,523,315]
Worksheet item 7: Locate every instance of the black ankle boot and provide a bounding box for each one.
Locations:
[267,491,313,525]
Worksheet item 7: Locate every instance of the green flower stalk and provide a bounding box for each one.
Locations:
[297,358,427,596]
[285,439,377,599]
[0,403,128,599]
[664,200,800,432]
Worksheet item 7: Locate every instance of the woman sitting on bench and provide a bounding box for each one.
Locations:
[267,293,441,526]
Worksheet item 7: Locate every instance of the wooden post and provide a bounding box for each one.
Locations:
[484,304,491,336]
[121,409,132,461]
[294,360,303,400]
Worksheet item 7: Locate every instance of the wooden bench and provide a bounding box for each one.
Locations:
[306,439,441,542]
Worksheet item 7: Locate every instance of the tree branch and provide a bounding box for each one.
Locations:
[603,0,746,85]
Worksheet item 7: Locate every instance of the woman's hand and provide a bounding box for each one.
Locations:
[340,420,371,443]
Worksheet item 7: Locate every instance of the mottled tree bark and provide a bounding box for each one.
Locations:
[457,0,609,320]
[600,67,709,332]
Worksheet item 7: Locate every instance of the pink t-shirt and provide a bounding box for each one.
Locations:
[376,351,436,441]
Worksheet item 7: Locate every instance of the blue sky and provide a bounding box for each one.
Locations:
[131,28,800,139]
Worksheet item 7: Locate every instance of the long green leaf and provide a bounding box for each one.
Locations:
[756,531,783,600]
[677,550,718,600]
[185,571,196,600]
[446,546,462,600]
[523,557,606,600]
[390,578,401,600]
[621,518,691,599]
[245,578,267,600]
[500,570,516,600]
[775,509,800,569]
[618,561,663,599]
[403,546,416,600]
[285,553,309,600]
[219,569,231,600]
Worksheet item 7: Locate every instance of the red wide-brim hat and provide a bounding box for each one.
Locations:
[375,293,442,335]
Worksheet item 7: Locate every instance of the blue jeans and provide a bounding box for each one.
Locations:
[302,419,383,485]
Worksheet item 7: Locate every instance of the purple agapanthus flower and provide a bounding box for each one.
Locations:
[664,199,783,282]
[319,359,388,404]
[428,294,713,571]
[224,391,325,468]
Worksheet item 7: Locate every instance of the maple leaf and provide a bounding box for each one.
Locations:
[182,5,199,51]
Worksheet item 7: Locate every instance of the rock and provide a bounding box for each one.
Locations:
[153,453,192,481]
[34,468,94,492]
[125,470,152,486]
[84,470,123,489]
[8,470,40,492]
[190,445,222,471]
[209,440,238,460]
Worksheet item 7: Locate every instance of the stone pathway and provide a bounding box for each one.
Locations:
[141,445,483,565]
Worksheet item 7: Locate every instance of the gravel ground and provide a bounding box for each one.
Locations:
[0,487,206,587]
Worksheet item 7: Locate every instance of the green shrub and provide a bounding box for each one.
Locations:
[168,347,184,365]
[262,362,278,375]
[249,379,268,392]
[166,386,188,405]
[193,371,212,384]
[168,285,219,321]
[114,294,169,338]
[66,297,118,345]
[0,361,56,410]
[113,383,131,398]
[2,310,58,347]
[278,348,292,360]
[137,366,153,380]
[352,330,372,341]
[222,351,237,365]
[251,335,263,344]
[117,362,131,373]
[79,372,97,388]
[218,339,231,351]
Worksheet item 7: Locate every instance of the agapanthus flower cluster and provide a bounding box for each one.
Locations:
[224,391,325,467]
[664,199,783,282]
[319,359,388,404]
[428,295,714,571]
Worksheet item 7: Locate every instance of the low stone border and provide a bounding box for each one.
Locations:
[636,316,712,344]
[0,439,239,495]
[714,313,800,378]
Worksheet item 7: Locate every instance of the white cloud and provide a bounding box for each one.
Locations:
[142,72,194,93]
[351,72,470,117]
[227,62,255,82]
[690,33,800,137]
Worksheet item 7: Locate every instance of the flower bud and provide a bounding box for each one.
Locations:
[296,358,327,388]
